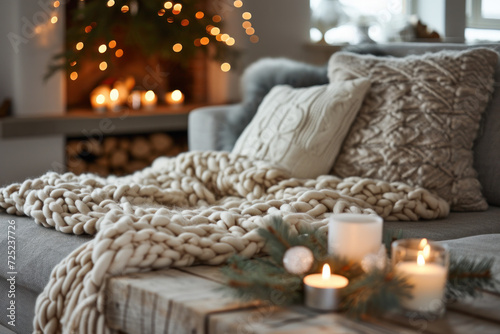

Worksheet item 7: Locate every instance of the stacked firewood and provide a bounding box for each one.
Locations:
[66,133,186,176]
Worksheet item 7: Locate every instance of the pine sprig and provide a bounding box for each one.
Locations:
[446,255,497,300]
[221,255,303,305]
[341,268,413,317]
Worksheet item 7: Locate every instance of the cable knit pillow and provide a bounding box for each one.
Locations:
[232,79,370,179]
[328,48,498,211]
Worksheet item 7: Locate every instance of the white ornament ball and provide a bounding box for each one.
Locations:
[283,246,314,275]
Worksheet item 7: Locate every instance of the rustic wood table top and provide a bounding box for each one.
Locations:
[105,263,500,334]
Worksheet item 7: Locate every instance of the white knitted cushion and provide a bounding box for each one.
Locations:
[232,79,370,179]
[328,48,498,211]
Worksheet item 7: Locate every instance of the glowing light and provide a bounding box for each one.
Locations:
[242,21,251,29]
[164,1,173,9]
[194,38,201,46]
[200,37,209,45]
[195,11,204,19]
[76,42,84,50]
[417,252,425,266]
[206,25,214,32]
[85,25,92,33]
[70,72,78,81]
[108,40,117,48]
[212,15,222,22]
[107,0,115,7]
[53,1,60,8]
[181,19,189,26]
[110,88,119,101]
[172,3,182,14]
[226,37,235,46]
[98,44,107,53]
[158,9,165,16]
[99,61,108,71]
[242,12,252,20]
[121,5,129,13]
[250,35,259,43]
[34,26,42,34]
[70,61,77,66]
[96,94,106,105]
[171,90,183,101]
[172,43,182,52]
[51,16,58,24]
[221,33,229,41]
[245,27,255,35]
[423,245,431,259]
[221,62,231,72]
[210,27,220,35]
[145,90,155,102]
[115,49,124,57]
[322,264,331,280]
[167,17,174,23]
[216,34,223,42]
[234,0,243,8]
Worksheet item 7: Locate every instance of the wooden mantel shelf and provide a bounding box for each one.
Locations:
[0,104,202,139]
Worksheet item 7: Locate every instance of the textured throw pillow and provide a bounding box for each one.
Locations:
[328,48,498,211]
[232,79,371,179]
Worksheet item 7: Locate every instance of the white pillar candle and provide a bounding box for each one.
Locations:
[395,258,447,312]
[392,240,449,314]
[303,264,349,311]
[328,214,383,262]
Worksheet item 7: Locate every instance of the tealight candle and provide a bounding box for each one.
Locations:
[328,214,383,262]
[165,89,185,106]
[90,85,110,112]
[303,264,349,311]
[108,88,121,112]
[141,90,157,110]
[392,238,449,316]
[128,90,141,110]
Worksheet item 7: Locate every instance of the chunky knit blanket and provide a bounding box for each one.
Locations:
[0,151,449,333]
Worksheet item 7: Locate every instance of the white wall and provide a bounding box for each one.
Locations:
[0,0,65,184]
[414,0,466,42]
[210,0,316,102]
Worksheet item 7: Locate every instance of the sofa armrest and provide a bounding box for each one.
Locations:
[188,104,240,151]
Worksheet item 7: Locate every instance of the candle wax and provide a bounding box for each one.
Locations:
[303,273,349,289]
[395,262,447,311]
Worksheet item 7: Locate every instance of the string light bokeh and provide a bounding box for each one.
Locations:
[43,0,259,82]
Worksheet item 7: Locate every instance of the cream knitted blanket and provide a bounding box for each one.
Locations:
[0,151,449,333]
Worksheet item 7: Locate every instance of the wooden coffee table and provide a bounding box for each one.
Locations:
[105,235,500,334]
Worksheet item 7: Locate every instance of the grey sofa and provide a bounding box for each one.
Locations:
[1,43,500,334]
[188,42,500,241]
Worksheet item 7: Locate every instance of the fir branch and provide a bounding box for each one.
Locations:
[446,255,497,300]
[341,269,413,318]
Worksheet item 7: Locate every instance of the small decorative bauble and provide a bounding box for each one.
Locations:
[361,244,388,273]
[283,246,314,275]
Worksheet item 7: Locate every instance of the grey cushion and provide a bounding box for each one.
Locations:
[221,58,328,151]
[0,213,91,333]
[384,206,500,241]
[344,43,500,207]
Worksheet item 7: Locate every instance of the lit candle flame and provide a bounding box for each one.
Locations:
[419,238,428,249]
[417,252,425,266]
[96,94,106,105]
[322,263,331,279]
[110,89,119,102]
[423,244,431,259]
[171,90,183,102]
[145,90,155,102]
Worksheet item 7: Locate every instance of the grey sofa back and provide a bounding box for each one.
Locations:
[344,43,500,206]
